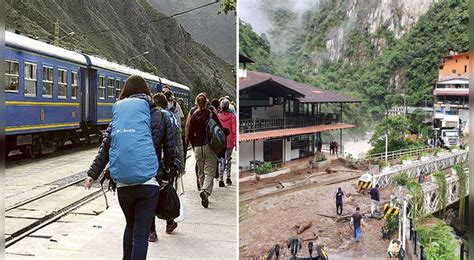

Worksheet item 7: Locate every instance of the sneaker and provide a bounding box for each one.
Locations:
[148,231,158,242]
[166,221,178,234]
[219,180,225,187]
[226,177,232,185]
[200,191,209,208]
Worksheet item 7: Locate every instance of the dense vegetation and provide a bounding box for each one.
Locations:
[240,0,468,131]
[369,115,427,154]
[239,20,277,74]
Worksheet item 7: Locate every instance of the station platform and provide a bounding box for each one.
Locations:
[6,150,237,259]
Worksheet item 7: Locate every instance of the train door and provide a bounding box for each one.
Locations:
[87,69,98,123]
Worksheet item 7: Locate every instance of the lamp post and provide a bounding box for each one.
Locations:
[384,134,388,162]
[128,51,150,61]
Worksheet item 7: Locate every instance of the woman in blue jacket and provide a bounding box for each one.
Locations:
[85,75,175,260]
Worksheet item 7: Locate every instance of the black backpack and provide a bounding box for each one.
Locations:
[206,110,227,158]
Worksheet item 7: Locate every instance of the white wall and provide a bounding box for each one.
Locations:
[252,104,284,119]
[239,140,264,169]
[284,139,292,162]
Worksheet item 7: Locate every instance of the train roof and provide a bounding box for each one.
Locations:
[5,31,88,65]
[5,31,190,92]
[88,56,190,91]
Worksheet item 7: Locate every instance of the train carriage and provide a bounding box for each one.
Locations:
[5,31,191,158]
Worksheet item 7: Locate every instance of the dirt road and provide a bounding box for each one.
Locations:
[239,160,394,259]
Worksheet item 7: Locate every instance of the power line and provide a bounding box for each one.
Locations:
[150,0,219,23]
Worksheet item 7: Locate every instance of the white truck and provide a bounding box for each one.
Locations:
[432,128,460,148]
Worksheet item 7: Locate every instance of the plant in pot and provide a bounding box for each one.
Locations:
[449,145,459,153]
[400,154,413,165]
[313,153,328,168]
[419,151,430,161]
[378,160,390,172]
[255,162,272,175]
[393,172,408,198]
[435,147,446,156]
[381,214,399,240]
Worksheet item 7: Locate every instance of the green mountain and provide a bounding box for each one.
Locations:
[6,0,235,98]
[240,0,468,130]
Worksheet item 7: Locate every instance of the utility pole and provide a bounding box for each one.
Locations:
[53,20,59,45]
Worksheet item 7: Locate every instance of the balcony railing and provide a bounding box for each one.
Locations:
[239,114,340,133]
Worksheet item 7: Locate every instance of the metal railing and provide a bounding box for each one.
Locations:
[361,146,434,163]
[373,149,468,188]
[239,114,340,133]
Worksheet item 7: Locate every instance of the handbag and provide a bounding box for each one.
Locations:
[175,176,187,223]
[155,177,180,220]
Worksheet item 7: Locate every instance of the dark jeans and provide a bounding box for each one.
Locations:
[336,202,343,215]
[118,185,160,260]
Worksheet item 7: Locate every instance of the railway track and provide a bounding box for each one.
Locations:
[5,176,106,248]
[6,143,99,166]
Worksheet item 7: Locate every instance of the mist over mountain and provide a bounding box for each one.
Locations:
[240,0,468,130]
[148,0,236,64]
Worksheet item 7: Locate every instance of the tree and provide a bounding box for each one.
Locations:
[219,0,236,15]
[369,115,425,154]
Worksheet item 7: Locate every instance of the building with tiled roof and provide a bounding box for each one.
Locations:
[238,65,361,170]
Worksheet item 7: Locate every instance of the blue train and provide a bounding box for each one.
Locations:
[5,31,191,158]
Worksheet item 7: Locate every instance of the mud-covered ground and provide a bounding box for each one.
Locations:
[239,160,395,259]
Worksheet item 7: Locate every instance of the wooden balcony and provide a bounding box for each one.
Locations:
[239,114,340,133]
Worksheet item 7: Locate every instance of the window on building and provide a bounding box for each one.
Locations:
[116,79,121,98]
[24,62,37,96]
[98,76,106,99]
[452,69,456,74]
[290,100,294,113]
[5,60,20,92]
[464,65,467,73]
[58,69,67,98]
[42,66,53,97]
[108,78,114,98]
[71,71,78,99]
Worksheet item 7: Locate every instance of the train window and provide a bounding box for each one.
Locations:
[58,69,67,99]
[42,66,53,98]
[116,79,121,99]
[5,60,20,92]
[107,78,114,98]
[71,72,78,99]
[24,62,37,96]
[98,76,106,99]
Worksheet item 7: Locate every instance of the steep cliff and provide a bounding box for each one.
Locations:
[6,0,235,98]
[147,0,236,64]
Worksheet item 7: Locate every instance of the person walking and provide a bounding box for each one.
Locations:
[350,207,366,242]
[218,99,236,187]
[188,93,224,208]
[148,93,184,242]
[369,184,380,215]
[85,75,175,260]
[335,187,344,216]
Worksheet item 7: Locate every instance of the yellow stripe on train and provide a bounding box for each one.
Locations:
[383,204,400,219]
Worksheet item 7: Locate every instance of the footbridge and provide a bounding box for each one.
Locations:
[373,149,468,188]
